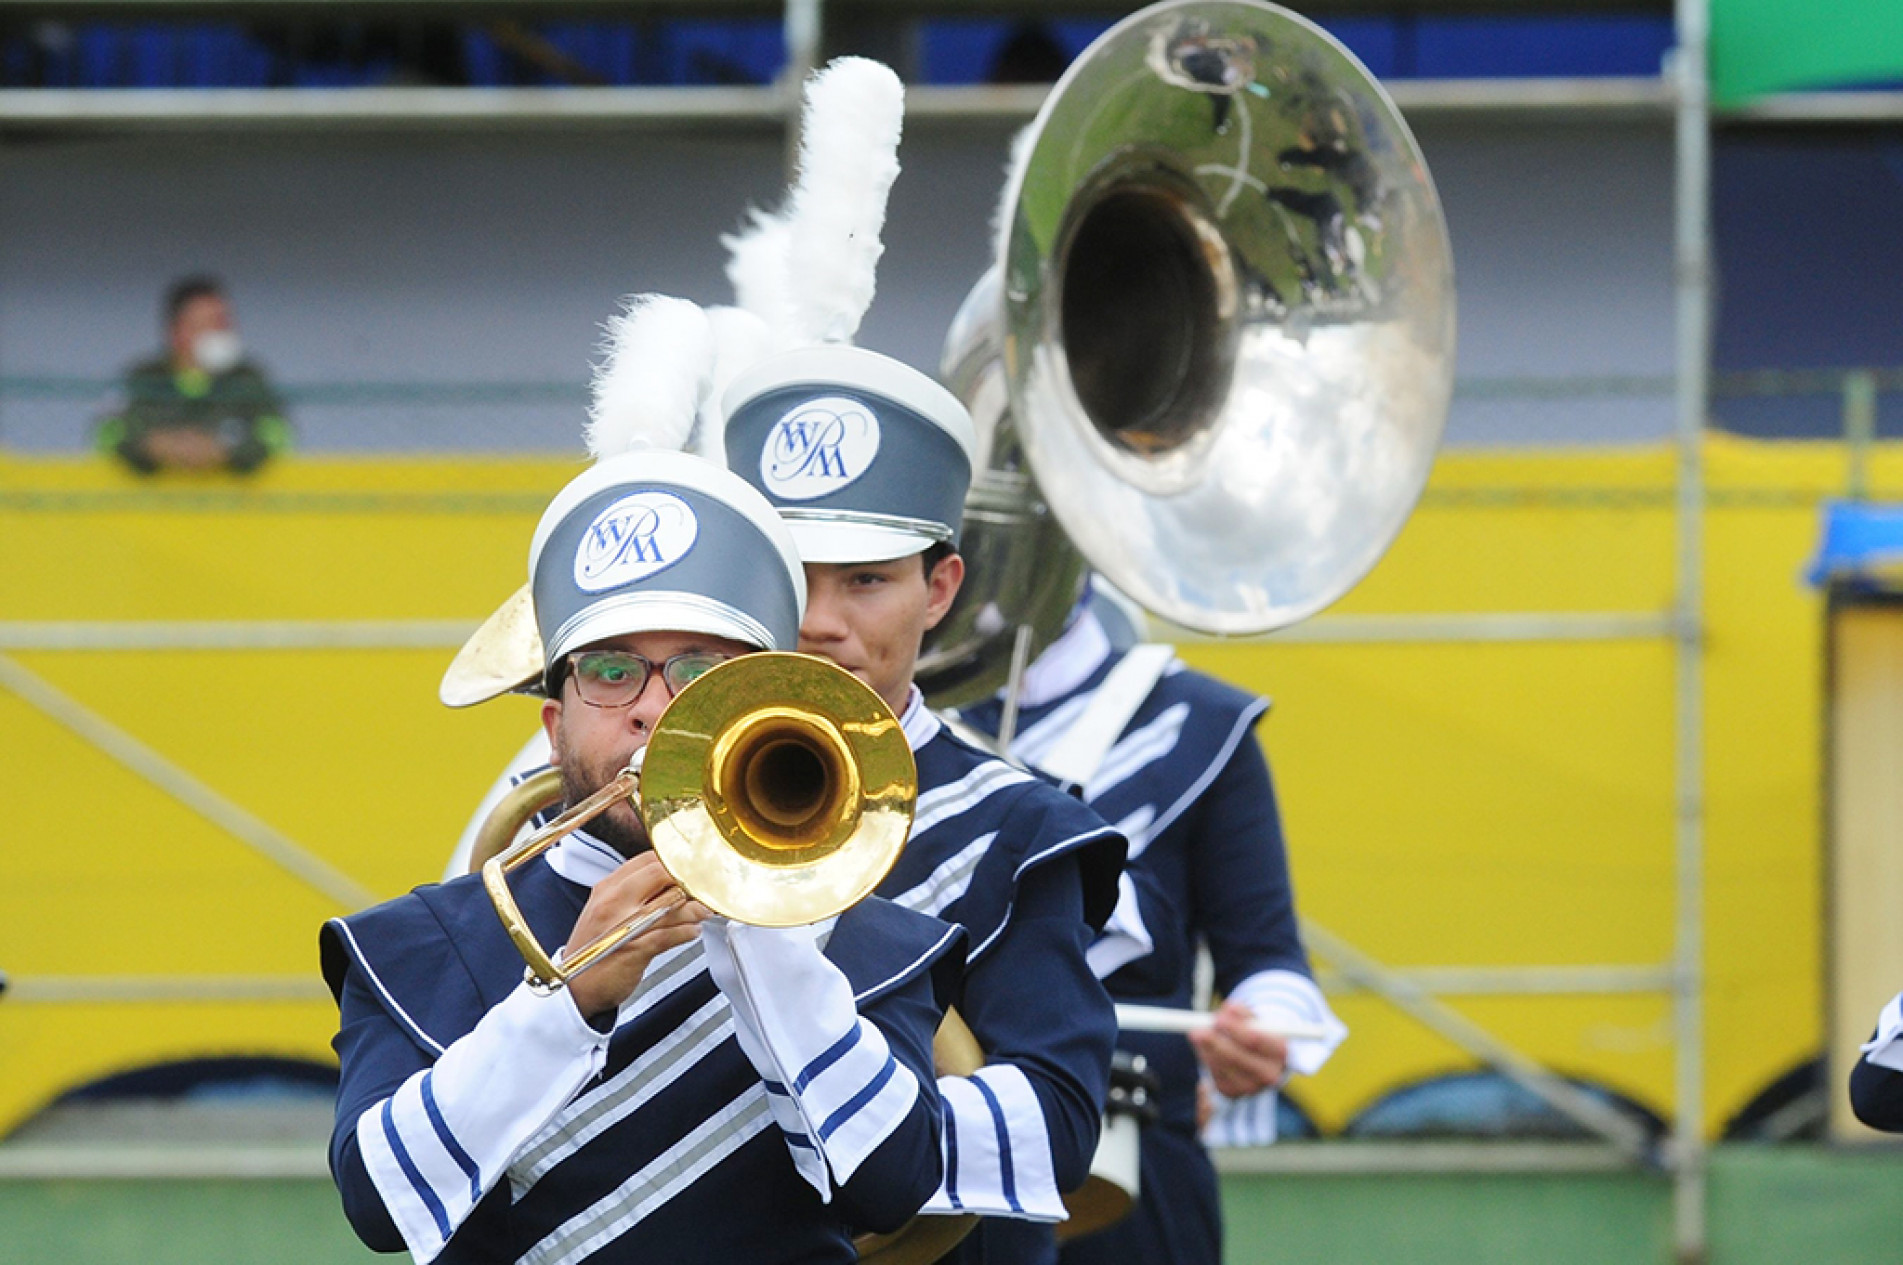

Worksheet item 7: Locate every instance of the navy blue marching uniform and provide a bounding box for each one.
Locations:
[322,835,965,1263]
[959,607,1345,1265]
[440,691,1125,1264]
[876,690,1124,1264]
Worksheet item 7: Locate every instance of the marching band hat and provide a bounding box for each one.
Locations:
[722,344,976,565]
[529,450,805,688]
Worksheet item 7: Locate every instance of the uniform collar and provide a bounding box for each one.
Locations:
[1016,609,1112,709]
[898,684,939,751]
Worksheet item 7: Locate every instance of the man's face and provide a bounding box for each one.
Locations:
[798,553,963,715]
[540,628,752,857]
[169,293,234,367]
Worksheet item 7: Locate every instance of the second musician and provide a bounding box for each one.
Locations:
[721,344,1128,1265]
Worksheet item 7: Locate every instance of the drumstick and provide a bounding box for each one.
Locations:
[1114,1003,1333,1043]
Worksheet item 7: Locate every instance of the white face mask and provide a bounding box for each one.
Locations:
[192,329,243,374]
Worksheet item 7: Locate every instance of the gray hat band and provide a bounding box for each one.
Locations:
[533,482,801,664]
[727,384,972,544]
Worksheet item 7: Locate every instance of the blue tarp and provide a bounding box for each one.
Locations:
[1806,501,1903,589]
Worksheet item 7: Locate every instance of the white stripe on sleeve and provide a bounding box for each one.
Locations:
[354,982,610,1263]
[921,1065,1064,1222]
[1227,968,1347,1077]
[1085,872,1154,980]
[1200,1081,1282,1148]
[1201,970,1347,1150]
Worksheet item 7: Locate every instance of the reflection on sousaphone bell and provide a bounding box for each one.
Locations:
[921,0,1455,705]
[478,652,916,993]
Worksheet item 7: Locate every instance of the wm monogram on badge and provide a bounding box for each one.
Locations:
[760,398,881,500]
[572,491,699,592]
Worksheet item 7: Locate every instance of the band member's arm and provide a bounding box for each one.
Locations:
[1192,732,1344,1074]
[329,853,701,1260]
[921,852,1117,1223]
[1851,991,1903,1133]
[1085,867,1160,980]
[328,964,612,1261]
[700,913,961,1231]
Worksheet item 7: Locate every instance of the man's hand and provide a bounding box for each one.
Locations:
[564,852,707,1022]
[1187,998,1289,1099]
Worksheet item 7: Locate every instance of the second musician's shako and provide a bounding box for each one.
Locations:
[528,449,805,691]
[723,344,977,563]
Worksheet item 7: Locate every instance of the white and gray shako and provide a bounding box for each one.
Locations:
[722,344,977,565]
[527,450,806,687]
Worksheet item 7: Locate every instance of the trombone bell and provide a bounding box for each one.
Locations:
[480,653,916,992]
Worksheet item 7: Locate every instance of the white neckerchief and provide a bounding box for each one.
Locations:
[1015,609,1112,710]
[546,828,626,888]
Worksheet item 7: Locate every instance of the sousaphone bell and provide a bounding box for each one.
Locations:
[921,0,1456,706]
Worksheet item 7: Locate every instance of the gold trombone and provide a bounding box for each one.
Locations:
[477,651,916,993]
[471,650,981,1264]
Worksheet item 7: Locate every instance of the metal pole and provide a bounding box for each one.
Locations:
[782,0,822,174]
[1670,1,1712,1259]
[1844,369,1878,501]
[0,653,378,912]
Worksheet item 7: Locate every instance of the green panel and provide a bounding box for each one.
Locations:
[1222,1168,1671,1265]
[6,1147,1903,1263]
[1712,0,1903,105]
[1708,1147,1903,1264]
[0,1180,380,1265]
[1221,1147,1903,1265]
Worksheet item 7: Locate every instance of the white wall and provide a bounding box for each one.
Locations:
[0,116,1677,451]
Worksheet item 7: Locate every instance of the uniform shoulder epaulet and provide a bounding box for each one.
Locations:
[828,897,967,1010]
[318,869,567,1056]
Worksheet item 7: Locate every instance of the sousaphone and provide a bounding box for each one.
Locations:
[920,0,1456,705]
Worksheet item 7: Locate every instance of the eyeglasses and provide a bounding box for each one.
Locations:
[565,649,731,709]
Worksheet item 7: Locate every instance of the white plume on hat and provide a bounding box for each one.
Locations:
[723,56,905,348]
[586,57,905,470]
[584,294,715,460]
[692,304,777,466]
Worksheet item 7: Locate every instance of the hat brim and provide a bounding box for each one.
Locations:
[440,584,544,708]
[788,518,942,565]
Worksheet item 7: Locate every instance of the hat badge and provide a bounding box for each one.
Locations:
[760,396,882,501]
[574,491,699,593]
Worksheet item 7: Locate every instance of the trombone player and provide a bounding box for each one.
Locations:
[320,450,966,1264]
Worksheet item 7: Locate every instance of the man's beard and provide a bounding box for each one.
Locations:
[558,758,651,859]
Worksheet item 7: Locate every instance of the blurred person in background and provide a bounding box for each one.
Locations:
[96,274,290,475]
